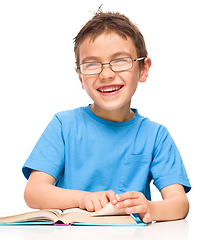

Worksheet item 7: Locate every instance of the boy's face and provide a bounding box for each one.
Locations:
[77,31,149,117]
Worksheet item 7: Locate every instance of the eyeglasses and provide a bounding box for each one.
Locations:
[76,57,145,75]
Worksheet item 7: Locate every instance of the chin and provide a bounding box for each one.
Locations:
[96,101,131,112]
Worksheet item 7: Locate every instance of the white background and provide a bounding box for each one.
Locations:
[0,0,204,225]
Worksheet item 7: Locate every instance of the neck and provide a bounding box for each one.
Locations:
[90,103,135,122]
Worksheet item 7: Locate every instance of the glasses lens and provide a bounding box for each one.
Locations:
[111,57,133,72]
[80,62,102,75]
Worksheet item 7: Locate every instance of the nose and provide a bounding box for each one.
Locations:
[99,63,116,81]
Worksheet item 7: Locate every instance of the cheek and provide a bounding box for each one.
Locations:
[118,71,139,87]
[81,76,92,89]
[81,76,97,95]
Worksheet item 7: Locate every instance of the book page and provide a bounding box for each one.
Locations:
[63,208,93,216]
[63,202,126,217]
[0,209,61,223]
[92,202,126,216]
[46,209,63,217]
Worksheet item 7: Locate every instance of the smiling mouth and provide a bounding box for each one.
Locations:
[97,85,124,93]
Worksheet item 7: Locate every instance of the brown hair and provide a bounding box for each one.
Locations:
[74,8,148,69]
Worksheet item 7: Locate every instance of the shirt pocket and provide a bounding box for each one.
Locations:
[119,154,152,193]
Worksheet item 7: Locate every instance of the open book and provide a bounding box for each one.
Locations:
[0,203,146,226]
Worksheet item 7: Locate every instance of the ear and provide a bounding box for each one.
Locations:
[139,57,151,83]
[75,67,84,89]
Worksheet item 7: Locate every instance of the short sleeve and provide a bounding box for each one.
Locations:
[22,115,65,180]
[151,126,191,193]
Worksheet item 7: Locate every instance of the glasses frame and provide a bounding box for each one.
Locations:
[76,57,145,75]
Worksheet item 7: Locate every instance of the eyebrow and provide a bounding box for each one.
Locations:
[81,56,100,63]
[111,51,132,59]
[81,51,132,64]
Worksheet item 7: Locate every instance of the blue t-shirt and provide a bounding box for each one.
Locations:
[22,105,191,200]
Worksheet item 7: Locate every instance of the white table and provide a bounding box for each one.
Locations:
[0,218,202,240]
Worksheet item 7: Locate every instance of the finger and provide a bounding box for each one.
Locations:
[99,195,109,208]
[127,207,151,223]
[85,200,95,212]
[106,190,117,205]
[142,213,151,223]
[92,198,103,212]
[117,191,142,202]
[115,198,141,209]
[125,205,146,215]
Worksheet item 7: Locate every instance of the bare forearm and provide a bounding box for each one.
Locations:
[24,171,117,211]
[24,182,87,210]
[151,194,189,222]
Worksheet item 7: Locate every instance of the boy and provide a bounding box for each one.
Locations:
[23,9,191,223]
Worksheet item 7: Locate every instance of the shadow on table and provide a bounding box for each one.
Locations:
[0,219,189,240]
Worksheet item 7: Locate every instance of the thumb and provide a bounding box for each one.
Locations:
[143,213,151,223]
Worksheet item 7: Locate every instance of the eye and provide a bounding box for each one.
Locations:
[112,58,129,65]
[85,62,100,69]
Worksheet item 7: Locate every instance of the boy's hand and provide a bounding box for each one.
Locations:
[113,185,189,223]
[114,191,152,223]
[78,190,117,212]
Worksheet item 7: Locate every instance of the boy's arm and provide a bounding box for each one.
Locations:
[114,184,189,223]
[24,170,117,211]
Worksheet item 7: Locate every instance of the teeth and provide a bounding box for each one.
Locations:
[100,86,121,92]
